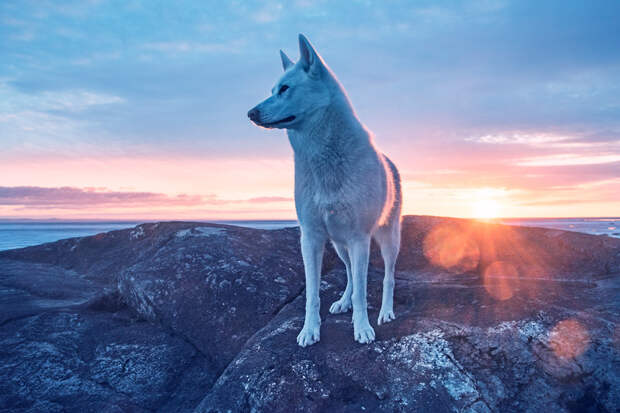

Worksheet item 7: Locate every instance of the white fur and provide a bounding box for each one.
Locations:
[248,34,402,346]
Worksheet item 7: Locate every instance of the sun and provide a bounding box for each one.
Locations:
[473,198,500,219]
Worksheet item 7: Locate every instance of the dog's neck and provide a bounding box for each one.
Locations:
[287,90,371,163]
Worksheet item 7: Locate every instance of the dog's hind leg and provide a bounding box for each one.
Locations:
[374,218,400,325]
[329,241,353,314]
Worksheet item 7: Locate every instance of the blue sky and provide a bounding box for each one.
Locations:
[1,0,619,219]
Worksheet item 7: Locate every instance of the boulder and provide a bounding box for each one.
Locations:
[0,216,618,412]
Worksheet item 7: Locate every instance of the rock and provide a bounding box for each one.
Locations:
[196,266,620,413]
[117,224,309,373]
[0,258,216,413]
[0,216,618,412]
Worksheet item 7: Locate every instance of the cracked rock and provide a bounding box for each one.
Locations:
[0,216,618,412]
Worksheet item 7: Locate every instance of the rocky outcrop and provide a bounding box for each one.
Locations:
[1,216,619,412]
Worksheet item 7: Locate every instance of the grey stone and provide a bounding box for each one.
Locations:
[0,216,618,412]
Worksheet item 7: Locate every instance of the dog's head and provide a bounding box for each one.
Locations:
[247,34,332,130]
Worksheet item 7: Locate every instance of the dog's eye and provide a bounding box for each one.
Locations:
[278,85,289,95]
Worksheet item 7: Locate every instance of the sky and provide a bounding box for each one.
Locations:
[1,0,619,220]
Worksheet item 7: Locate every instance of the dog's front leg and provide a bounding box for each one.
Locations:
[350,236,375,344]
[296,230,325,347]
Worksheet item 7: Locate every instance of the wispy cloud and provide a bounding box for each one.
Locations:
[245,196,292,203]
[0,83,124,113]
[0,82,127,157]
[143,40,246,54]
[519,198,606,206]
[0,186,292,210]
[0,186,203,209]
[252,1,284,23]
[516,154,620,167]
[0,110,98,156]
[34,90,124,112]
[10,30,35,41]
[466,133,570,145]
[465,131,620,151]
[70,51,121,66]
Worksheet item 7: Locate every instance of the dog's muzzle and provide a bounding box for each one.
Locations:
[247,108,260,123]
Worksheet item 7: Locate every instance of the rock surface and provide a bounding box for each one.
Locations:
[1,216,619,412]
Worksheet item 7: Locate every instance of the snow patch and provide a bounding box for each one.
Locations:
[517,320,545,340]
[129,226,145,240]
[387,328,480,403]
[487,319,545,341]
[262,318,301,341]
[176,227,226,238]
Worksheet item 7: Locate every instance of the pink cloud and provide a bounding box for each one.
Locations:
[245,196,293,203]
[0,186,292,210]
[0,186,203,208]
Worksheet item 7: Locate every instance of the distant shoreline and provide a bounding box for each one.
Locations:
[0,217,618,252]
[0,218,299,225]
[0,216,617,224]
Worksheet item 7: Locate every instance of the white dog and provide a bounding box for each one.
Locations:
[248,34,401,346]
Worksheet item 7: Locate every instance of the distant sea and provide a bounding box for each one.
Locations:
[0,218,617,251]
[0,220,298,251]
[500,217,620,238]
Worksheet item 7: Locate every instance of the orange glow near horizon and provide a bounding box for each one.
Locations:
[0,155,618,220]
[470,189,504,220]
[473,199,501,219]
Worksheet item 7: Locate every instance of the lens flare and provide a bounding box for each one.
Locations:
[483,260,519,300]
[549,319,590,359]
[423,225,480,272]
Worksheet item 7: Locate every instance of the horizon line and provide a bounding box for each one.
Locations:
[0,215,618,224]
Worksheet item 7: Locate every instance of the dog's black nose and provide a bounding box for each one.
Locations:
[247,108,260,122]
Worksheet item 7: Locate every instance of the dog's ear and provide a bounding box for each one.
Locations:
[280,50,294,71]
[298,34,323,77]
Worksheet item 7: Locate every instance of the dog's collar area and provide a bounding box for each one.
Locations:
[264,115,296,126]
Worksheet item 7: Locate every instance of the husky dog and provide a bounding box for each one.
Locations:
[248,34,401,346]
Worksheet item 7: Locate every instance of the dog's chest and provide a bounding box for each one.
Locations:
[289,129,384,232]
[295,157,361,225]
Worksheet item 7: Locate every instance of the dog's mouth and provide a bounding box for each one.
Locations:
[262,115,296,127]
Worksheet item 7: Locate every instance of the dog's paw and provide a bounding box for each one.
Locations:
[329,297,352,314]
[377,308,395,325]
[297,323,320,347]
[353,320,375,344]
